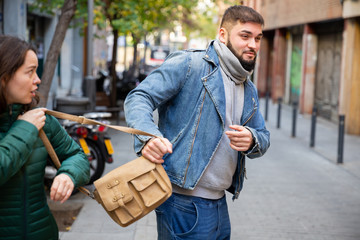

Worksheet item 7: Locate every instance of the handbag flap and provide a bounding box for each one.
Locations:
[94,157,156,211]
[95,181,134,211]
[131,170,157,191]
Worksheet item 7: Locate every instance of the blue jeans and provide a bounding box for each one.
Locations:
[155,193,231,240]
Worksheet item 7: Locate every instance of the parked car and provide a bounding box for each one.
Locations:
[116,67,138,100]
[139,45,170,82]
[149,45,170,65]
[116,46,171,100]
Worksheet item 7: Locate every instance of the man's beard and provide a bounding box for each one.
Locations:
[226,40,256,72]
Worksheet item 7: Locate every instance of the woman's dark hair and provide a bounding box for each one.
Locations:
[0,35,39,113]
[220,5,264,31]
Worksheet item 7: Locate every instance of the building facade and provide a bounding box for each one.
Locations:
[244,0,360,135]
[0,0,99,109]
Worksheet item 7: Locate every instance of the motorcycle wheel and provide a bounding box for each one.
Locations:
[86,139,106,184]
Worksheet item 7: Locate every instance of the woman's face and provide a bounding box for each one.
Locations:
[4,50,41,105]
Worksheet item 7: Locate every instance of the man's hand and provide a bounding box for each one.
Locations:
[141,137,172,164]
[225,125,254,152]
[50,174,75,204]
[18,108,47,131]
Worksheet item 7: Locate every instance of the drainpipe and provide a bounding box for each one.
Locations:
[85,0,95,111]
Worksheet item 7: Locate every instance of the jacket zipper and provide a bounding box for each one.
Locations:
[242,97,256,126]
[182,79,208,186]
[22,167,27,239]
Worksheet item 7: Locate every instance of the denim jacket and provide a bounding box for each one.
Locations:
[125,40,270,200]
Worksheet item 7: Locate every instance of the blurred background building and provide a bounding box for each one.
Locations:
[0,0,88,108]
[241,0,360,135]
[1,0,359,136]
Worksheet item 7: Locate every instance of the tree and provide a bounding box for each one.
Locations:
[30,0,78,107]
[181,0,218,42]
[33,0,216,107]
[98,0,198,107]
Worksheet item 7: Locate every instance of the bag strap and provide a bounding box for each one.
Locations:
[45,109,157,138]
[39,109,158,199]
[39,129,94,198]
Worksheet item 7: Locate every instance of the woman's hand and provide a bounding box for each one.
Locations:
[18,108,47,130]
[50,173,75,204]
[141,137,172,164]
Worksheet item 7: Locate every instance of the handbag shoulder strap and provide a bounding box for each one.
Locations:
[40,110,158,199]
[45,109,157,138]
[39,129,93,198]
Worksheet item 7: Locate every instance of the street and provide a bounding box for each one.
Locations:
[59,99,360,240]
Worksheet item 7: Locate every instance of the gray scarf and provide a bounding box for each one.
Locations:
[213,39,252,85]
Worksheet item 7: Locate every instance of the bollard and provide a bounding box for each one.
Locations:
[277,97,282,129]
[337,115,345,164]
[265,92,269,121]
[291,101,298,137]
[310,106,317,147]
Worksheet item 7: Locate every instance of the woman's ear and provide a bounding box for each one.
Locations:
[0,77,9,95]
[218,27,228,44]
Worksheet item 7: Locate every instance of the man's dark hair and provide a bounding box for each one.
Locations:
[220,5,264,30]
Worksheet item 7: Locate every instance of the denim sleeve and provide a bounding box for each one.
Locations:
[243,91,270,158]
[124,51,191,155]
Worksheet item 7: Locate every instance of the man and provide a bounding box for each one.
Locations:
[125,5,270,240]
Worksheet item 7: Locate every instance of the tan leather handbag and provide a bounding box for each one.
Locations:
[93,156,171,226]
[40,110,172,227]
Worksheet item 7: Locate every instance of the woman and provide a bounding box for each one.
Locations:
[0,35,90,239]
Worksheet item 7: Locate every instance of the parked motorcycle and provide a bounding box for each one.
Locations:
[95,69,111,96]
[44,112,114,189]
[82,112,114,183]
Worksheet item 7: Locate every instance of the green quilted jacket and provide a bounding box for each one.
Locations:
[0,104,90,240]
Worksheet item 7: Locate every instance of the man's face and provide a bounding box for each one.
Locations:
[219,21,263,71]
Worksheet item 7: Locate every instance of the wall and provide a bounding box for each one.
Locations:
[314,30,342,121]
[249,0,360,134]
[271,29,286,101]
[339,18,360,135]
[3,0,26,38]
[300,25,317,114]
[0,0,3,34]
[260,0,342,30]
[289,35,302,104]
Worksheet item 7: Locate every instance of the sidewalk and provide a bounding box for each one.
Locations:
[262,98,360,179]
[59,99,360,240]
[230,99,360,239]
[58,121,158,240]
